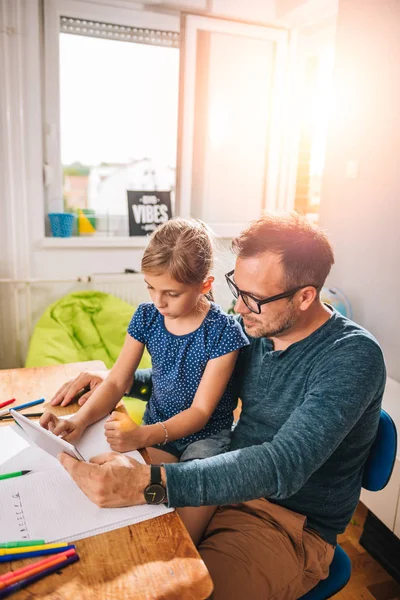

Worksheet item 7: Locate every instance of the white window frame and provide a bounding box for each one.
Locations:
[177,14,290,237]
[43,0,180,246]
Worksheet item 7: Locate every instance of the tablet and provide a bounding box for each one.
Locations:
[10,410,85,461]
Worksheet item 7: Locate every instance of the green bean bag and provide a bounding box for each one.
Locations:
[25,291,151,423]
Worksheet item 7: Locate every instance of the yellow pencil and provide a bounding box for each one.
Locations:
[0,542,70,556]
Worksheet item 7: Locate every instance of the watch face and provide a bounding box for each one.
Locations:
[144,483,166,504]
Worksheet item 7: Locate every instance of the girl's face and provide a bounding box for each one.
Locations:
[144,271,212,319]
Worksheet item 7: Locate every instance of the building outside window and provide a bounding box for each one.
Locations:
[49,15,179,236]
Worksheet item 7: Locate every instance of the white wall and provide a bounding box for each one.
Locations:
[211,0,275,22]
[275,0,337,25]
[319,0,400,379]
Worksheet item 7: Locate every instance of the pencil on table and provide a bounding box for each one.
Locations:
[0,545,76,562]
[0,398,44,417]
[0,552,79,598]
[0,541,45,549]
[0,400,15,410]
[0,542,72,555]
[0,412,43,422]
[0,549,77,588]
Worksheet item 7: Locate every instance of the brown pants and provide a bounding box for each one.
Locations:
[199,499,335,600]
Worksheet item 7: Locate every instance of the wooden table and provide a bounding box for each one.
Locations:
[0,362,213,600]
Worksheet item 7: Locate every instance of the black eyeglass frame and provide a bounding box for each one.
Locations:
[225,270,315,315]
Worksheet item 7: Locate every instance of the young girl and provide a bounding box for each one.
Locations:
[41,218,248,542]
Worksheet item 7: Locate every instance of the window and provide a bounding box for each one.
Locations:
[44,3,180,238]
[44,4,330,242]
[293,41,336,224]
[176,14,288,237]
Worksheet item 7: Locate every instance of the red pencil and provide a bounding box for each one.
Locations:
[0,553,79,598]
[0,399,15,410]
[0,549,76,584]
[0,550,77,590]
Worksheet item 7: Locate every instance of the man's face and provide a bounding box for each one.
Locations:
[233,253,299,339]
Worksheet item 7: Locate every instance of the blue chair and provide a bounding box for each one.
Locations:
[299,409,397,600]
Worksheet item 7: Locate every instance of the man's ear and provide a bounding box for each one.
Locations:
[201,276,215,295]
[299,286,318,311]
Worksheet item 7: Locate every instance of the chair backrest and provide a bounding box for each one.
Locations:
[362,409,397,491]
[299,409,397,600]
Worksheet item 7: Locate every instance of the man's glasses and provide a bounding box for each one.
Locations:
[225,270,313,315]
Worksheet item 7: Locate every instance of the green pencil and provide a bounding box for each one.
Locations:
[0,470,31,481]
[0,540,45,548]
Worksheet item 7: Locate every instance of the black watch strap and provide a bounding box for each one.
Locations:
[150,464,162,485]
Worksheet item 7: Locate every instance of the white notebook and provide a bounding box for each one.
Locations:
[0,417,173,544]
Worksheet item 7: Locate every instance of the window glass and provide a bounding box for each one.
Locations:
[294,47,335,225]
[59,32,179,236]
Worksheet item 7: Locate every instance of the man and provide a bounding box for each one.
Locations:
[51,213,386,599]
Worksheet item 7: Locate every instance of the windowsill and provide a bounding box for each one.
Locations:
[40,223,244,248]
[41,236,150,249]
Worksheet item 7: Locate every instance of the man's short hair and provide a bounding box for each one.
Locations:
[231,213,335,291]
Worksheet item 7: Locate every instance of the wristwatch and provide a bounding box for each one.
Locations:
[144,464,167,504]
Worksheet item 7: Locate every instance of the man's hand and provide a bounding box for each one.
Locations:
[50,371,107,407]
[58,451,151,508]
[40,411,86,444]
[104,411,146,452]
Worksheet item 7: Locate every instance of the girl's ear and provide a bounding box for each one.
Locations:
[201,276,215,295]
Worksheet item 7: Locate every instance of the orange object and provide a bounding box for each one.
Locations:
[0,549,76,589]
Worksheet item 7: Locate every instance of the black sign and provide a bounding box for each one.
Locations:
[127,191,172,236]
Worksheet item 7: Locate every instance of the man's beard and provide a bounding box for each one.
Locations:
[242,301,297,338]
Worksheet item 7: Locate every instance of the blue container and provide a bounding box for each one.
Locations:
[48,213,75,237]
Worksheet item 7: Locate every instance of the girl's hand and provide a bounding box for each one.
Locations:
[39,411,86,444]
[104,411,145,452]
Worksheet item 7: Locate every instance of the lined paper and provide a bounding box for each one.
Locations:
[0,417,173,543]
[0,467,171,544]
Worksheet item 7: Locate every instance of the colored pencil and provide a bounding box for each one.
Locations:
[0,549,77,588]
[0,398,45,417]
[0,549,75,583]
[0,471,31,482]
[0,412,42,422]
[0,400,15,410]
[0,545,75,562]
[0,553,79,598]
[0,541,45,549]
[0,550,74,583]
[0,542,71,556]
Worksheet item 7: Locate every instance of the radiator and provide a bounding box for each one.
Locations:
[0,273,147,369]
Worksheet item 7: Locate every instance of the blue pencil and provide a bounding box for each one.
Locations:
[0,399,45,418]
[0,545,75,562]
[13,399,45,411]
[0,552,79,598]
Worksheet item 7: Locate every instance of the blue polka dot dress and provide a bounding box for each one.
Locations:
[127,302,249,444]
